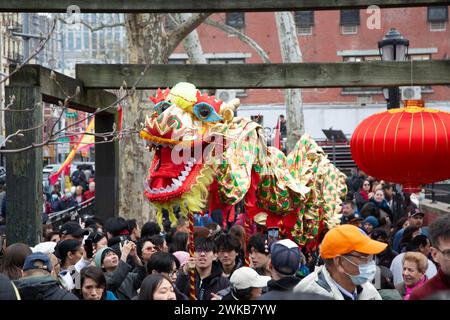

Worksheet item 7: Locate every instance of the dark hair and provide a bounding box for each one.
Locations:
[396,216,408,230]
[361,179,372,190]
[343,201,356,209]
[205,222,219,232]
[146,251,176,275]
[138,274,172,300]
[1,243,32,280]
[149,234,165,250]
[428,214,450,247]
[247,233,268,254]
[163,219,172,233]
[170,232,188,253]
[231,287,254,300]
[55,239,81,265]
[360,202,380,220]
[194,237,216,253]
[85,217,104,230]
[79,266,107,300]
[137,236,152,259]
[42,224,53,238]
[370,228,388,242]
[105,217,129,237]
[382,183,393,191]
[406,234,430,252]
[229,225,246,253]
[378,265,395,290]
[44,231,60,242]
[400,225,421,252]
[127,219,137,233]
[88,231,106,244]
[215,233,241,252]
[141,221,161,238]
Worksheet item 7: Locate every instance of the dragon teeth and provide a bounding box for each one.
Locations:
[172,178,182,187]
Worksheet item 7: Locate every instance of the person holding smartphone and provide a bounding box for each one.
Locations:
[94,240,146,300]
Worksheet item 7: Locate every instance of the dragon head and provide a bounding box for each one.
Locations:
[140,82,239,219]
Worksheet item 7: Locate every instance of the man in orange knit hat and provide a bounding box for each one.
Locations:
[294,225,387,300]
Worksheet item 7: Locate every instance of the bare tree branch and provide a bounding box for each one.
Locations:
[167,12,211,55]
[0,18,57,85]
[52,62,151,138]
[2,122,46,148]
[204,18,271,64]
[57,16,125,32]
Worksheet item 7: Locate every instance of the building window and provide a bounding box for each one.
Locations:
[67,31,74,50]
[168,59,187,64]
[225,12,245,29]
[430,21,447,31]
[428,6,448,22]
[428,6,448,31]
[294,11,314,35]
[341,25,358,34]
[340,9,360,25]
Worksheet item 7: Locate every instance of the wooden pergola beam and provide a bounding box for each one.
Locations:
[0,0,449,13]
[10,65,117,114]
[76,60,450,89]
[5,65,120,246]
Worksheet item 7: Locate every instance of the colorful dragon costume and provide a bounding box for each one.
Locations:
[140,82,347,247]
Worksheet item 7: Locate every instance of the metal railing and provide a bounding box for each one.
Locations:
[46,197,95,228]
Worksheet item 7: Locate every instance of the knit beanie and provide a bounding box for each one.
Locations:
[364,216,379,228]
[94,247,115,268]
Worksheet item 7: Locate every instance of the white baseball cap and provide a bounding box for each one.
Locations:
[32,241,57,254]
[230,267,271,290]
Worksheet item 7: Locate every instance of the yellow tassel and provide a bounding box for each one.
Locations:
[168,207,177,228]
[156,210,163,229]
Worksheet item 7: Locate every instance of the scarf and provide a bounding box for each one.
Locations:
[359,190,369,201]
[404,276,427,300]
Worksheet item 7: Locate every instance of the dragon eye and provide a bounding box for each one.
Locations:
[155,101,172,115]
[193,103,223,122]
[198,106,211,118]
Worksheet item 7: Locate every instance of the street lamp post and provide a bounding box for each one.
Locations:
[378,28,410,109]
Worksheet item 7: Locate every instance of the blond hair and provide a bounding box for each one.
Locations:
[403,252,428,274]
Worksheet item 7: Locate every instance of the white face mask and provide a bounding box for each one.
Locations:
[342,256,377,285]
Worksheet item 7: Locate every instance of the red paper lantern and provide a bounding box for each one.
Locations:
[351,100,450,192]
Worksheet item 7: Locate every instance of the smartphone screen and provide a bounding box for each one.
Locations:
[84,239,94,259]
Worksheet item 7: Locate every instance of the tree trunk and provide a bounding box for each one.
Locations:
[119,13,209,224]
[175,13,207,64]
[119,14,167,224]
[275,12,305,152]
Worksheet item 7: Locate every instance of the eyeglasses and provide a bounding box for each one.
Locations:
[166,270,177,277]
[435,247,450,260]
[342,253,373,264]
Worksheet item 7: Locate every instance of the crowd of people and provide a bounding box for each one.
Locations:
[43,165,96,216]
[0,168,449,301]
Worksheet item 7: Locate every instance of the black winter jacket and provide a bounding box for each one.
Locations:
[258,276,301,300]
[176,261,230,300]
[104,260,146,300]
[14,275,78,300]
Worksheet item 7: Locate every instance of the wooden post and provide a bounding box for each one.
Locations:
[95,112,119,222]
[4,86,43,246]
